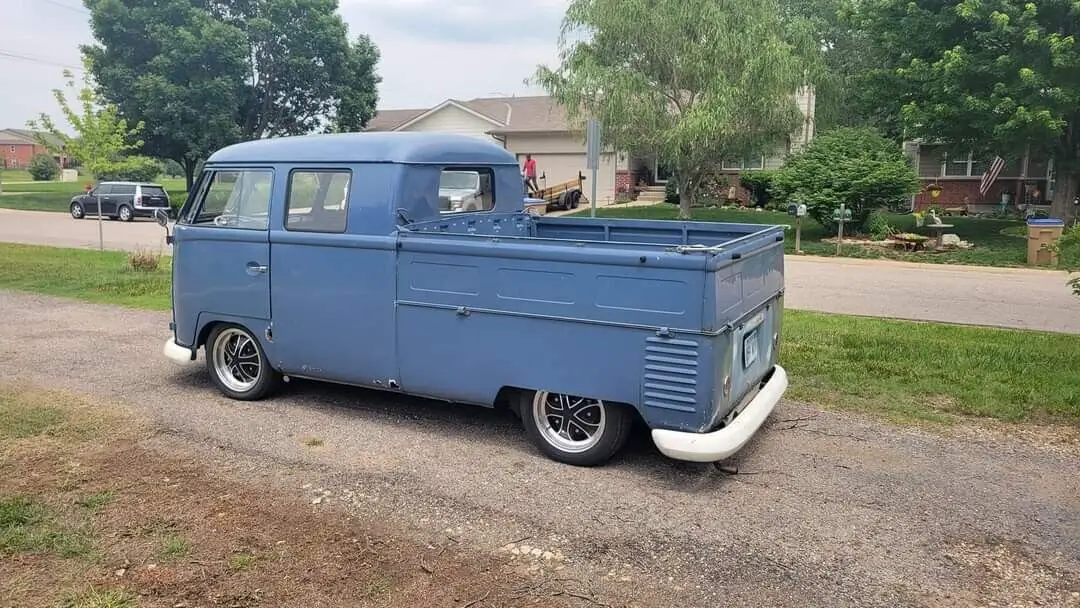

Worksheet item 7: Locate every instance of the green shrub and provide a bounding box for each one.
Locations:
[96,157,164,182]
[664,180,678,204]
[1056,223,1080,297]
[740,170,776,207]
[28,154,60,181]
[770,127,920,233]
[866,210,897,239]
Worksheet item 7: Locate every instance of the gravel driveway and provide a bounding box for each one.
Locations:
[2,208,1078,333]
[1,290,1077,607]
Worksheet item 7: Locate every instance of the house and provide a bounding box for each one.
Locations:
[904,140,1055,212]
[364,90,816,205]
[0,128,68,170]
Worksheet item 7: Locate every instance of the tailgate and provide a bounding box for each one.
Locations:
[140,186,170,207]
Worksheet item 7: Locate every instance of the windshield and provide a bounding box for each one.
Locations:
[440,171,479,190]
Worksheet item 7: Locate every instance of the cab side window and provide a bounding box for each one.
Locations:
[285,170,350,233]
[191,170,273,229]
[112,184,136,198]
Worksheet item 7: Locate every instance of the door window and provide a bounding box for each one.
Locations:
[285,170,351,233]
[94,184,113,196]
[112,184,136,197]
[190,170,273,230]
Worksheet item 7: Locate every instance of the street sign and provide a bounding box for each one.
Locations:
[586,119,601,170]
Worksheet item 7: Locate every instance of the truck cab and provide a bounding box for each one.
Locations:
[159,131,788,467]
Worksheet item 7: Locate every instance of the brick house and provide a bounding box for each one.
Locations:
[904,139,1055,212]
[364,90,815,205]
[0,128,68,170]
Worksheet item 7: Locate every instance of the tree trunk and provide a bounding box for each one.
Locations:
[182,158,199,192]
[676,174,694,220]
[1050,170,1078,224]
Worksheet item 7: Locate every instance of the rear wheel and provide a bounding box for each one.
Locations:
[118,204,134,222]
[569,190,582,209]
[205,324,279,401]
[70,202,84,219]
[518,390,632,466]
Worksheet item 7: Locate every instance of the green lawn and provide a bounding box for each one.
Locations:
[580,204,1029,267]
[1,242,1077,427]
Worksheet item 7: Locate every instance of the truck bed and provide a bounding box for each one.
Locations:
[404,213,785,263]
[394,211,785,431]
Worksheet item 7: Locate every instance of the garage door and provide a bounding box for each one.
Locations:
[521,153,616,205]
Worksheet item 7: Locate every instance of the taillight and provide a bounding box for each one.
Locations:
[134,195,142,206]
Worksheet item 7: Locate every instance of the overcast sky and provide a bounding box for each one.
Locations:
[1,0,569,132]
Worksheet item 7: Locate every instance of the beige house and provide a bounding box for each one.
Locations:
[364,91,816,204]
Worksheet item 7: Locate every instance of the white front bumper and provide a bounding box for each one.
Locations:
[650,365,789,463]
[163,337,197,364]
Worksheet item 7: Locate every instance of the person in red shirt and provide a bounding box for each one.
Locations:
[523,154,538,193]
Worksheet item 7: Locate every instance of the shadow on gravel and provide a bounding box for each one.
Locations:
[163,365,772,488]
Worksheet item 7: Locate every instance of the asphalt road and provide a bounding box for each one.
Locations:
[1,290,1077,607]
[2,207,1079,333]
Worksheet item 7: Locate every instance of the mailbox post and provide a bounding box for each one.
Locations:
[832,203,852,255]
[786,201,807,254]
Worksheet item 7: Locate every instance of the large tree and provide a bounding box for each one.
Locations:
[534,0,820,218]
[853,0,1080,221]
[82,0,381,189]
[83,0,247,189]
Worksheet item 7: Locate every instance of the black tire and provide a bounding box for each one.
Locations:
[517,390,633,467]
[118,204,134,222]
[557,192,573,211]
[204,324,280,401]
[569,190,581,209]
[70,202,85,219]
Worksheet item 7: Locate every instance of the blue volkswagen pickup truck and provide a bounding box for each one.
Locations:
[159,132,788,467]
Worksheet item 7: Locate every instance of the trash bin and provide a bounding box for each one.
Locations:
[1026,217,1065,266]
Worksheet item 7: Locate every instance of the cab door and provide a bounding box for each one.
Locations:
[171,167,274,349]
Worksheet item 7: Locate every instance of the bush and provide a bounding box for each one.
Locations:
[664,180,679,204]
[127,248,161,272]
[770,127,920,233]
[27,154,60,181]
[96,157,164,182]
[162,159,184,178]
[740,170,776,207]
[1056,223,1080,297]
[866,210,898,239]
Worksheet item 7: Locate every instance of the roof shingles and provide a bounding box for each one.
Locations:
[364,96,578,134]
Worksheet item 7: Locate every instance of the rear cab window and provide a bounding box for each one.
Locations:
[184,169,274,230]
[438,167,495,214]
[142,185,168,197]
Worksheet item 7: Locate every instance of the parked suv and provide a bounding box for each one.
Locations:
[69,181,171,222]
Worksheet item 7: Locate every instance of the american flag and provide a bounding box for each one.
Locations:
[979,155,1006,196]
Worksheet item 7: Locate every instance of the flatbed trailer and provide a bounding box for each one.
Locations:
[526,171,588,211]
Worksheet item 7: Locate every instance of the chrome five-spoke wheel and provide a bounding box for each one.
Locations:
[519,390,632,467]
[205,324,279,400]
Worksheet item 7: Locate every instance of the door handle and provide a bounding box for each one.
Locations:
[246,262,268,275]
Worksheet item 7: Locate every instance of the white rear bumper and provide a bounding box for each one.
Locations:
[163,337,197,364]
[650,365,788,462]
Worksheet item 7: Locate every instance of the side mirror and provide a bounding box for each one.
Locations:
[154,209,174,245]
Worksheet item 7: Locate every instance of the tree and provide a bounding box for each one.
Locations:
[83,0,250,189]
[770,127,920,231]
[853,0,1080,221]
[205,0,381,139]
[533,0,819,218]
[28,153,61,181]
[82,0,381,189]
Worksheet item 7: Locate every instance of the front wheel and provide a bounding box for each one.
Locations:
[518,390,633,466]
[205,324,280,401]
[70,202,85,219]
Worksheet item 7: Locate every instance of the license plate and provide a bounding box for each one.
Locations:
[743,329,759,369]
